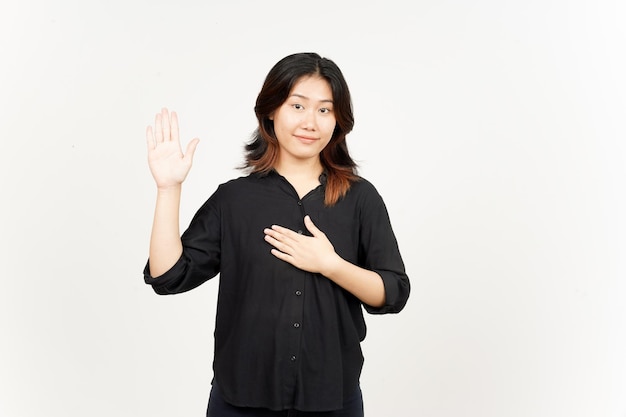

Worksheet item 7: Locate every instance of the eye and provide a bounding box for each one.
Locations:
[292,103,304,110]
[319,107,333,114]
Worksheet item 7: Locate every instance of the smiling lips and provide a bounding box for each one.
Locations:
[295,135,318,144]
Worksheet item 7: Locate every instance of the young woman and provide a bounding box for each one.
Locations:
[144,52,410,416]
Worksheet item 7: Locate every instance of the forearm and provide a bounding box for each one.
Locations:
[323,256,386,308]
[149,186,184,277]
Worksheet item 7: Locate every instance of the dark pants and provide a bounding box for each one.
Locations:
[206,383,364,417]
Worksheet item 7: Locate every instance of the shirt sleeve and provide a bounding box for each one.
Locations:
[357,181,410,314]
[143,189,222,295]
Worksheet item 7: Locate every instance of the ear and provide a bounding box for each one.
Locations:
[268,112,274,121]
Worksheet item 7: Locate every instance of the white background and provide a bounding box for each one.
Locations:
[1,1,625,416]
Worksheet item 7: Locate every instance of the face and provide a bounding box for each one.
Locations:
[270,75,336,170]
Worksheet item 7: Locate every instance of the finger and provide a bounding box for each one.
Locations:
[171,111,180,144]
[270,225,299,240]
[304,215,323,237]
[146,126,155,150]
[264,227,284,243]
[154,113,163,143]
[270,248,293,264]
[265,226,300,247]
[264,234,291,253]
[183,138,200,163]
[266,228,297,247]
[161,108,171,141]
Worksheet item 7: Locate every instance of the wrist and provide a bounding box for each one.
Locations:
[156,184,182,194]
[321,253,344,279]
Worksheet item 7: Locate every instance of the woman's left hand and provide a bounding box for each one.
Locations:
[264,215,341,276]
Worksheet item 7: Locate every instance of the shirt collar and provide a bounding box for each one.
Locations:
[255,169,327,187]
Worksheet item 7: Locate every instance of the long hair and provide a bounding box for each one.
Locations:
[243,52,359,206]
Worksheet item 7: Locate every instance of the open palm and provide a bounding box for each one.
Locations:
[146,108,199,189]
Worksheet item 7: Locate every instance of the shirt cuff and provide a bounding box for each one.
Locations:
[363,269,410,314]
[143,256,188,294]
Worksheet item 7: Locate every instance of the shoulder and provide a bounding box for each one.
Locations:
[195,175,255,211]
[351,176,378,192]
[206,172,281,204]
[331,176,389,215]
[213,174,259,195]
[347,176,384,201]
[346,177,397,224]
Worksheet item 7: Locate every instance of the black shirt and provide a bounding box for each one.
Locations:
[143,171,410,412]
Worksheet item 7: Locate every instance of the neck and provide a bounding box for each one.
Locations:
[274,157,324,182]
[275,157,325,199]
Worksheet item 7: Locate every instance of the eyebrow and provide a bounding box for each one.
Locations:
[289,93,334,104]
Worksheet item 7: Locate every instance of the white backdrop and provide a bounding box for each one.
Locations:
[1,1,624,416]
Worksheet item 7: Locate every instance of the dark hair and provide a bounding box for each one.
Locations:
[243,52,358,206]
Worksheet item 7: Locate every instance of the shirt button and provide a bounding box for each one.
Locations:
[293,322,300,328]
[297,230,303,234]
[295,290,302,296]
[297,201,302,206]
[290,355,297,362]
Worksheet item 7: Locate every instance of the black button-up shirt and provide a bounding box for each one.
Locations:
[143,171,410,412]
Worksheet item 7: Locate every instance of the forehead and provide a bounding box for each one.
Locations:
[289,75,333,100]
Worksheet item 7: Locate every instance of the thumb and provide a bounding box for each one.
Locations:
[183,138,200,162]
[304,215,323,237]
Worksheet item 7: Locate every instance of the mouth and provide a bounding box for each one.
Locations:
[294,135,318,144]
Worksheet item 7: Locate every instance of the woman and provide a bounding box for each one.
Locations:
[144,52,410,416]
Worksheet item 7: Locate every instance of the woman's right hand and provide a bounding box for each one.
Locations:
[146,108,200,189]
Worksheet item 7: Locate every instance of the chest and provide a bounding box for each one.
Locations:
[219,191,361,262]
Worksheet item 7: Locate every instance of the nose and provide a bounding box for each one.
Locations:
[301,109,316,130]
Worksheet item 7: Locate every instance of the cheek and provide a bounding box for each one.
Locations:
[321,129,335,148]
[320,119,337,139]
[277,113,299,131]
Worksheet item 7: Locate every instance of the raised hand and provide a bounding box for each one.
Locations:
[146,108,200,189]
